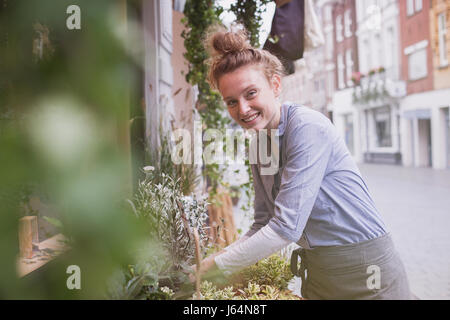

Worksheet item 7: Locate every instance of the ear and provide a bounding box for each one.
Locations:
[270,74,282,98]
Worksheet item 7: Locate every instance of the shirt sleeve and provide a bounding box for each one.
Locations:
[223,235,249,252]
[214,224,291,275]
[244,164,273,238]
[268,119,333,243]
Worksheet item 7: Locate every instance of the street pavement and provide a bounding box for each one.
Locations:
[359,163,450,300]
[232,163,450,300]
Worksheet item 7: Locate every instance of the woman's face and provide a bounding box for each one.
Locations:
[218,64,282,132]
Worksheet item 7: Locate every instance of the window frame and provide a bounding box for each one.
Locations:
[407,0,414,16]
[345,49,353,86]
[336,14,343,43]
[415,0,422,13]
[438,12,449,67]
[337,53,345,89]
[408,47,428,81]
[344,10,352,38]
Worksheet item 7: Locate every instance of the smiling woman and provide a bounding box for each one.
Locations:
[192,25,412,300]
[205,27,285,132]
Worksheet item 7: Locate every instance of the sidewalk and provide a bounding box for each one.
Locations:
[359,163,450,300]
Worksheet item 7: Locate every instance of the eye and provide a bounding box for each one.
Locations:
[226,100,237,108]
[247,90,257,99]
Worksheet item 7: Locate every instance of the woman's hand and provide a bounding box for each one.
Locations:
[188,252,223,283]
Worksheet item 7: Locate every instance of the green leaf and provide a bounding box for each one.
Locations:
[42,216,63,229]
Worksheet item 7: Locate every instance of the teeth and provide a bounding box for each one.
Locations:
[243,113,259,123]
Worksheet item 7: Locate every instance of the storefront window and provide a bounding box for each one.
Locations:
[373,107,392,147]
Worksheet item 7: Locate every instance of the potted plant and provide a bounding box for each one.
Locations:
[351,72,362,86]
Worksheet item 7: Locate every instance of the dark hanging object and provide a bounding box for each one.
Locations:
[263,0,305,75]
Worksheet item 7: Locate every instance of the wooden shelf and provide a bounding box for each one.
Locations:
[17,233,69,278]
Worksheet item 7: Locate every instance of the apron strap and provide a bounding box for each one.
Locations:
[290,247,307,297]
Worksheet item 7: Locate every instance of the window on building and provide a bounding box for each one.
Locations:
[356,0,364,23]
[344,10,352,38]
[407,0,422,16]
[415,0,422,12]
[325,5,332,21]
[346,49,353,86]
[375,33,382,69]
[364,39,371,73]
[338,53,345,89]
[336,15,343,42]
[408,48,428,80]
[386,27,395,69]
[373,107,392,148]
[407,0,414,16]
[327,72,334,97]
[326,31,333,60]
[438,12,448,67]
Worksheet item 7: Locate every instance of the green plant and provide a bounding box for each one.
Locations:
[198,281,236,300]
[181,0,229,199]
[106,244,178,300]
[130,172,210,271]
[232,254,293,290]
[198,280,301,300]
[146,129,200,196]
[197,254,301,300]
[229,0,272,48]
[109,169,211,299]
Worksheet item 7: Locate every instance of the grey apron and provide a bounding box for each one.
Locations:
[291,233,411,300]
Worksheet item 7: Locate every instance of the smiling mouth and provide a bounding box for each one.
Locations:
[241,112,260,123]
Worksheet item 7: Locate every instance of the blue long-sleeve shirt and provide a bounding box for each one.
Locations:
[245,102,387,248]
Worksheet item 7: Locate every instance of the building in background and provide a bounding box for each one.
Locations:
[398,0,434,168]
[350,0,405,165]
[268,0,449,170]
[280,0,329,115]
[330,0,361,160]
[429,0,450,169]
[319,0,337,120]
[398,0,449,169]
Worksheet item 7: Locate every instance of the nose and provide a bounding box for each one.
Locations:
[238,99,251,116]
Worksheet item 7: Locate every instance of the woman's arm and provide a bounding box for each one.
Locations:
[244,164,273,238]
[191,226,290,278]
[214,224,291,275]
[268,119,333,243]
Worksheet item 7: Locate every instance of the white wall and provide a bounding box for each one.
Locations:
[400,88,450,169]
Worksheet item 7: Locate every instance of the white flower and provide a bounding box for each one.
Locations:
[143,166,155,172]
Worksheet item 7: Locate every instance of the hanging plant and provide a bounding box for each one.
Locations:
[181,0,229,201]
[229,0,272,48]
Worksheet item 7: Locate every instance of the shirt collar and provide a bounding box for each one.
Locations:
[275,102,292,137]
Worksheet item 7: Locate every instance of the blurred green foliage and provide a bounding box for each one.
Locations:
[0,0,148,299]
